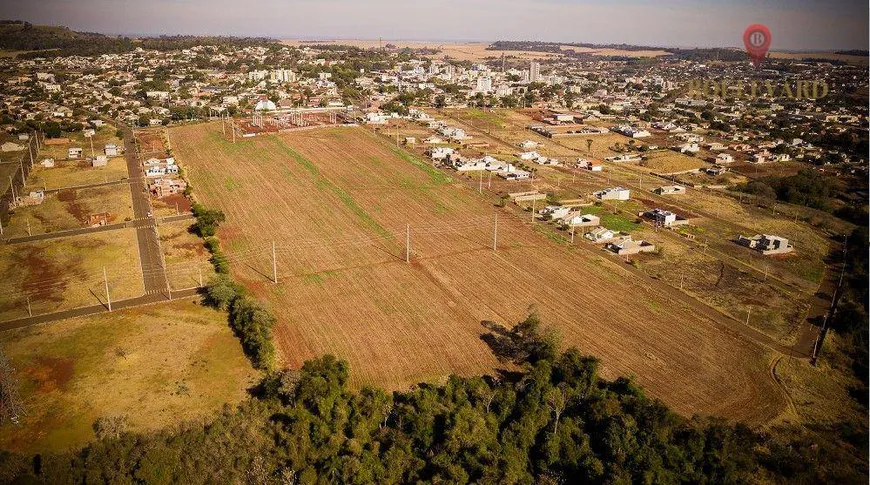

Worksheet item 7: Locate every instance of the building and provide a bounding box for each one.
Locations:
[576,158,603,171]
[149,177,188,198]
[475,76,492,93]
[654,185,686,195]
[529,61,541,82]
[642,208,688,227]
[594,187,630,201]
[737,234,794,255]
[585,226,618,242]
[561,212,600,228]
[92,155,108,167]
[1,142,24,152]
[40,158,55,168]
[68,147,83,159]
[715,153,734,164]
[105,144,120,156]
[606,236,656,255]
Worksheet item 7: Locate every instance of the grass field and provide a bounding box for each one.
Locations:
[27,157,128,190]
[159,219,215,290]
[171,121,789,425]
[3,184,134,237]
[0,229,144,322]
[0,298,256,453]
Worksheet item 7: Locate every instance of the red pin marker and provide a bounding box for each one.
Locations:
[743,24,772,67]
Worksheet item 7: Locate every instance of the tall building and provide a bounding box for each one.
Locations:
[476,76,492,93]
[529,61,540,83]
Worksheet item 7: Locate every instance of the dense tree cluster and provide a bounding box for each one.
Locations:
[731,169,845,211]
[1,314,866,484]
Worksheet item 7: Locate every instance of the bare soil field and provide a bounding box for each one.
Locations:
[0,297,256,453]
[0,229,144,322]
[282,39,564,62]
[172,121,790,425]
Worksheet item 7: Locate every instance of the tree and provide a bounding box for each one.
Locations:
[586,139,593,152]
[92,415,128,440]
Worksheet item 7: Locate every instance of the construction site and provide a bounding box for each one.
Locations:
[224,107,354,140]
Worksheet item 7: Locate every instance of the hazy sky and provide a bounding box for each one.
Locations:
[5,0,868,50]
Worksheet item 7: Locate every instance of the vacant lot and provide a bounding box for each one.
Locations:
[0,298,256,453]
[3,183,134,237]
[172,122,788,425]
[0,229,143,322]
[159,219,215,290]
[28,156,128,190]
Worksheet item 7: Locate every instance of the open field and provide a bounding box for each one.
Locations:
[159,219,215,290]
[0,229,144,322]
[27,157,128,190]
[0,297,256,453]
[172,121,790,425]
[3,183,134,237]
[282,39,564,61]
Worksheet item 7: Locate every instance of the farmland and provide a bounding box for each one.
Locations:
[0,297,256,453]
[172,121,787,425]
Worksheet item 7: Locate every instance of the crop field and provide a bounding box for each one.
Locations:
[0,298,256,453]
[170,121,792,425]
[0,229,143,322]
[2,184,134,237]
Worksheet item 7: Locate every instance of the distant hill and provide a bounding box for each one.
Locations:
[835,49,869,56]
[0,20,275,58]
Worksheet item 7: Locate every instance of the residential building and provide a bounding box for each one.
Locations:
[737,234,794,255]
[594,187,630,201]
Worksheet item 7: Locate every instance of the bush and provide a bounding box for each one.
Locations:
[204,274,243,310]
[229,296,276,370]
[191,203,226,237]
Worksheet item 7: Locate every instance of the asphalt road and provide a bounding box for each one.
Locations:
[118,122,169,296]
[0,288,200,332]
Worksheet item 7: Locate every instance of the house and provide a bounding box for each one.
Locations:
[17,133,29,141]
[613,125,651,138]
[16,190,45,207]
[429,147,455,161]
[149,177,188,198]
[654,185,686,195]
[533,157,560,166]
[539,206,572,220]
[737,234,794,255]
[561,212,600,228]
[606,236,656,255]
[715,153,734,164]
[92,155,108,167]
[404,137,416,145]
[90,119,105,128]
[148,119,163,126]
[68,147,83,159]
[604,154,642,163]
[706,142,726,151]
[585,226,618,243]
[365,112,388,124]
[576,158,603,171]
[104,144,120,156]
[677,142,700,154]
[594,187,630,201]
[642,208,688,227]
[705,166,728,176]
[517,151,540,160]
[1,142,24,152]
[40,158,55,168]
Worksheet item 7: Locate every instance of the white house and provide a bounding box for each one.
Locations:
[41,158,55,168]
[105,144,120,156]
[429,147,455,161]
[539,206,572,220]
[585,226,618,242]
[594,187,630,201]
[517,151,540,161]
[68,147,83,159]
[576,158,603,171]
[92,155,108,167]
[715,153,734,164]
[561,212,600,228]
[654,185,686,195]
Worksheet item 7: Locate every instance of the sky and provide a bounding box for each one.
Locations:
[4,0,868,50]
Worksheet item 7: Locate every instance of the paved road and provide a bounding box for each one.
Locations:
[116,122,170,296]
[0,288,200,333]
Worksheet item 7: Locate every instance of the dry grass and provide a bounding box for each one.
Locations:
[0,297,256,453]
[158,219,215,290]
[0,229,144,322]
[639,150,707,174]
[3,184,134,237]
[28,157,128,190]
[171,122,788,425]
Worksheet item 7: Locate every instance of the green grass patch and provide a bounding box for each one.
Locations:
[271,138,394,241]
[390,146,452,185]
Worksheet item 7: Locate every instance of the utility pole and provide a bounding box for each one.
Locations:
[0,218,3,236]
[222,115,226,136]
[272,241,278,284]
[493,214,498,250]
[531,198,536,222]
[570,225,575,243]
[26,219,30,236]
[9,177,16,202]
[103,267,112,311]
[405,224,411,263]
[745,307,751,326]
[488,170,492,189]
[479,171,483,193]
[198,267,203,288]
[26,296,31,317]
